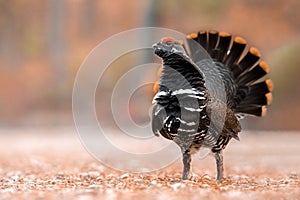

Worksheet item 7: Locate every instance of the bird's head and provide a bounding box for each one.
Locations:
[152,37,188,59]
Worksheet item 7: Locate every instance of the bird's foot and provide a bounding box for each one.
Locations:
[216,177,224,182]
[181,173,189,180]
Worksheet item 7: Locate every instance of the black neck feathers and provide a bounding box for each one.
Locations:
[160,53,206,92]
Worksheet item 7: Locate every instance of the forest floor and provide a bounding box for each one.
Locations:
[0,128,299,200]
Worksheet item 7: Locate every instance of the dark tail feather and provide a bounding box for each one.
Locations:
[237,61,270,86]
[239,93,272,106]
[186,33,198,56]
[232,47,261,77]
[248,79,273,96]
[186,32,207,61]
[215,32,232,61]
[224,37,247,67]
[198,31,207,49]
[235,105,267,117]
[207,31,219,54]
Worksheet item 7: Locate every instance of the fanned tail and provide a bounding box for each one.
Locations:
[185,31,273,117]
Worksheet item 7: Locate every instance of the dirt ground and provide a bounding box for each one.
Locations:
[0,128,299,200]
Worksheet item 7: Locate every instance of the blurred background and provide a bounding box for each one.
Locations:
[0,0,300,130]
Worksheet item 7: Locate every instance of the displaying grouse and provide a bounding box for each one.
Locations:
[151,31,273,181]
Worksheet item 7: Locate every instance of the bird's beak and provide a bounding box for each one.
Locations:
[152,42,160,50]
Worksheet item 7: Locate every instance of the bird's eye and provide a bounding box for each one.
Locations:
[162,37,175,45]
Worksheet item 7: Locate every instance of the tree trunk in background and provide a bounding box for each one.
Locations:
[141,0,160,64]
[0,1,18,68]
[48,0,68,93]
[79,0,98,39]
[142,0,160,28]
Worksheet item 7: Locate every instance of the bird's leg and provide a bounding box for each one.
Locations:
[214,151,224,182]
[181,149,191,180]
